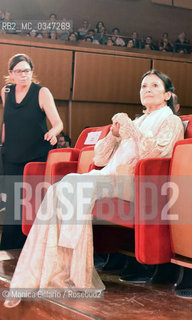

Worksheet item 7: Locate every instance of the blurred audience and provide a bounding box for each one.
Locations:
[0,10,192,54]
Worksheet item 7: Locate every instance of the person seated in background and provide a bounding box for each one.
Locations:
[172,93,180,114]
[158,32,173,52]
[85,36,93,43]
[0,10,5,34]
[106,37,115,46]
[78,19,91,39]
[3,10,17,35]
[95,21,105,34]
[0,9,4,20]
[68,32,78,41]
[3,10,11,21]
[40,30,49,39]
[94,21,107,45]
[142,35,157,50]
[174,32,191,54]
[128,32,141,49]
[60,31,70,41]
[49,13,57,23]
[59,17,71,41]
[111,28,125,47]
[28,29,38,38]
[57,132,71,148]
[159,38,173,52]
[127,39,135,49]
[49,30,58,40]
[86,29,95,41]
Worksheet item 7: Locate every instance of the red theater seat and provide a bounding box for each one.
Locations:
[21,124,109,235]
[93,115,192,264]
[22,115,192,265]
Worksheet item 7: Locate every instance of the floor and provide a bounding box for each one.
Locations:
[0,250,192,320]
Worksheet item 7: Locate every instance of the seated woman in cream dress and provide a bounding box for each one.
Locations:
[4,70,184,308]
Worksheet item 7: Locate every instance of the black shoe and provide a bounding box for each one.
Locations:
[174,267,192,298]
[119,256,155,278]
[119,272,150,283]
[101,253,128,272]
[150,263,180,285]
[175,289,192,299]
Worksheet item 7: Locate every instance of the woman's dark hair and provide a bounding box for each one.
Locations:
[8,53,33,71]
[142,70,176,114]
[5,53,38,84]
[96,21,105,33]
[49,13,57,19]
[112,27,120,34]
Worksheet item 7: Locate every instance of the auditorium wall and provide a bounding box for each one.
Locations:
[1,36,192,144]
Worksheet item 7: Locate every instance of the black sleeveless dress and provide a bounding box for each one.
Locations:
[3,82,51,163]
[0,82,52,250]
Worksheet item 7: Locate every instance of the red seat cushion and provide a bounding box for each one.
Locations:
[92,198,134,228]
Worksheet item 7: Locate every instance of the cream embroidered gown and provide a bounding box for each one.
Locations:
[7,107,184,292]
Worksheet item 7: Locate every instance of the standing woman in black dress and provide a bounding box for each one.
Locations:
[0,53,63,250]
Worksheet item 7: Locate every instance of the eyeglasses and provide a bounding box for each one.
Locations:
[12,69,32,75]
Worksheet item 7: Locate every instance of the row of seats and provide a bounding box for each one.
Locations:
[22,116,192,273]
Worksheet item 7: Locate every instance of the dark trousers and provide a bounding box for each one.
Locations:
[0,154,48,250]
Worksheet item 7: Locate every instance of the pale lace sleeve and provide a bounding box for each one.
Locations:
[117,114,184,159]
[138,115,184,159]
[94,131,121,167]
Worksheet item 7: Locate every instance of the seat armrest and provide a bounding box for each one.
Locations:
[51,161,78,184]
[89,162,104,171]
[135,157,171,176]
[22,162,47,236]
[135,157,173,264]
[23,162,46,176]
[60,147,80,161]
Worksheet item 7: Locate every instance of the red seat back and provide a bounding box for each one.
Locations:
[169,138,192,259]
[75,125,111,149]
[180,115,192,139]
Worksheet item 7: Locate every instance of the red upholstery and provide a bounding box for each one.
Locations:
[75,125,111,149]
[22,162,46,235]
[93,158,172,264]
[22,145,96,235]
[22,148,80,235]
[93,198,134,228]
[93,115,192,264]
[22,116,192,264]
[180,115,192,139]
[134,158,172,264]
[169,138,192,261]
